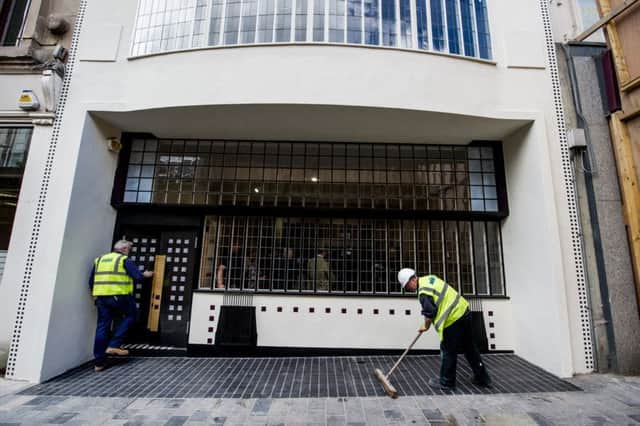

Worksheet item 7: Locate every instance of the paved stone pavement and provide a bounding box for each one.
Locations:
[14,355,577,399]
[1,364,639,425]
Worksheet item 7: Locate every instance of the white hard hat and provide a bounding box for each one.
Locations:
[397,268,416,288]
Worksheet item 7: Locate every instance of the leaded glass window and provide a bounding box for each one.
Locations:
[121,139,506,214]
[132,0,492,59]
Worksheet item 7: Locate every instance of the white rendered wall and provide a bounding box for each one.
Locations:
[3,113,120,382]
[0,50,59,373]
[0,74,45,111]
[4,0,590,380]
[189,293,516,351]
[501,123,577,377]
[70,0,555,125]
[38,115,122,380]
[0,125,52,372]
[481,300,514,352]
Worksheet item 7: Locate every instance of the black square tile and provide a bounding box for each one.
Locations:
[16,353,579,399]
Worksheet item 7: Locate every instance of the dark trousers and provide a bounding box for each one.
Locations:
[93,295,136,366]
[439,310,490,387]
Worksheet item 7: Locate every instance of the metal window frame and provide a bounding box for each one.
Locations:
[114,136,509,220]
[0,126,33,169]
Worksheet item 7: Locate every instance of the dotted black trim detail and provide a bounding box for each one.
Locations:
[5,0,88,378]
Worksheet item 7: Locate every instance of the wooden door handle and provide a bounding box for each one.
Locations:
[147,255,166,332]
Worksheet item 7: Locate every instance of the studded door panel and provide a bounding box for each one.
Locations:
[158,231,198,346]
[123,232,160,339]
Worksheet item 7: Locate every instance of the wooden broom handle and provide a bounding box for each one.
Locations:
[386,331,424,378]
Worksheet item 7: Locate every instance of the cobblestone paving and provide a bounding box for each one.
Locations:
[16,355,576,398]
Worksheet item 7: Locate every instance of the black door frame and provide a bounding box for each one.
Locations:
[114,211,204,347]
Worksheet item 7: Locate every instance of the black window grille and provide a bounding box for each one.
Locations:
[120,139,505,214]
[199,215,505,296]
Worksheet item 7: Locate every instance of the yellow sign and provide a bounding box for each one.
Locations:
[18,94,32,102]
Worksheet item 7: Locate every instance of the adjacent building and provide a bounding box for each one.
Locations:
[550,0,640,374]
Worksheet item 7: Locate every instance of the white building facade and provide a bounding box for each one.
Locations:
[0,0,596,382]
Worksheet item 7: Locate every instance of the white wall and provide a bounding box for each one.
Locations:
[0,61,55,376]
[68,0,557,123]
[502,123,577,377]
[0,124,52,376]
[2,113,120,382]
[189,293,516,351]
[0,74,45,111]
[39,115,121,380]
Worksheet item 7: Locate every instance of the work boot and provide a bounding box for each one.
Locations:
[106,347,129,356]
[428,377,455,392]
[471,376,492,388]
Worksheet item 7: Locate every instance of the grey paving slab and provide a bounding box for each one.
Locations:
[1,369,639,426]
[327,415,347,426]
[163,416,188,426]
[251,398,271,416]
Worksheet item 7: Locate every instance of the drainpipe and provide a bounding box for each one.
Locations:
[560,43,617,372]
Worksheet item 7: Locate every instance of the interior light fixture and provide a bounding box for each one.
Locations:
[254,187,260,193]
[311,177,318,182]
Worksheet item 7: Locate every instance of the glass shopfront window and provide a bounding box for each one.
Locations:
[118,137,507,297]
[198,215,505,296]
[121,139,505,214]
[131,0,492,59]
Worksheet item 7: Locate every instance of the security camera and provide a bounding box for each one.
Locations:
[53,44,67,61]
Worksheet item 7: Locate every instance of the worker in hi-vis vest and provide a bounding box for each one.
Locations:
[89,240,153,372]
[397,268,491,391]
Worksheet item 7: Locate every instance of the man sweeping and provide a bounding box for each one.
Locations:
[397,268,492,391]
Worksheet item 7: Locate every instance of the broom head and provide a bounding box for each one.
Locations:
[374,368,398,399]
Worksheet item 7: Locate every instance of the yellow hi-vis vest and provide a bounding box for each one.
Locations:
[92,252,133,296]
[418,275,469,341]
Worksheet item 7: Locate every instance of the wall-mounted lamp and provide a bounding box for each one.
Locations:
[41,70,63,112]
[106,137,122,153]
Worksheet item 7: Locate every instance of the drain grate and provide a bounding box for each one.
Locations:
[20,354,579,399]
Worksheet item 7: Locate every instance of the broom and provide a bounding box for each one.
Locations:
[374,330,424,399]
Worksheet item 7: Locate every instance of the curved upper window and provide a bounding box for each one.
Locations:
[131,0,492,59]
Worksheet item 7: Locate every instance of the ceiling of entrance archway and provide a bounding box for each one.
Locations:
[92,105,532,144]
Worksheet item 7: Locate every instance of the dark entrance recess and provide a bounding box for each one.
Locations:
[119,225,199,347]
[215,306,258,348]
